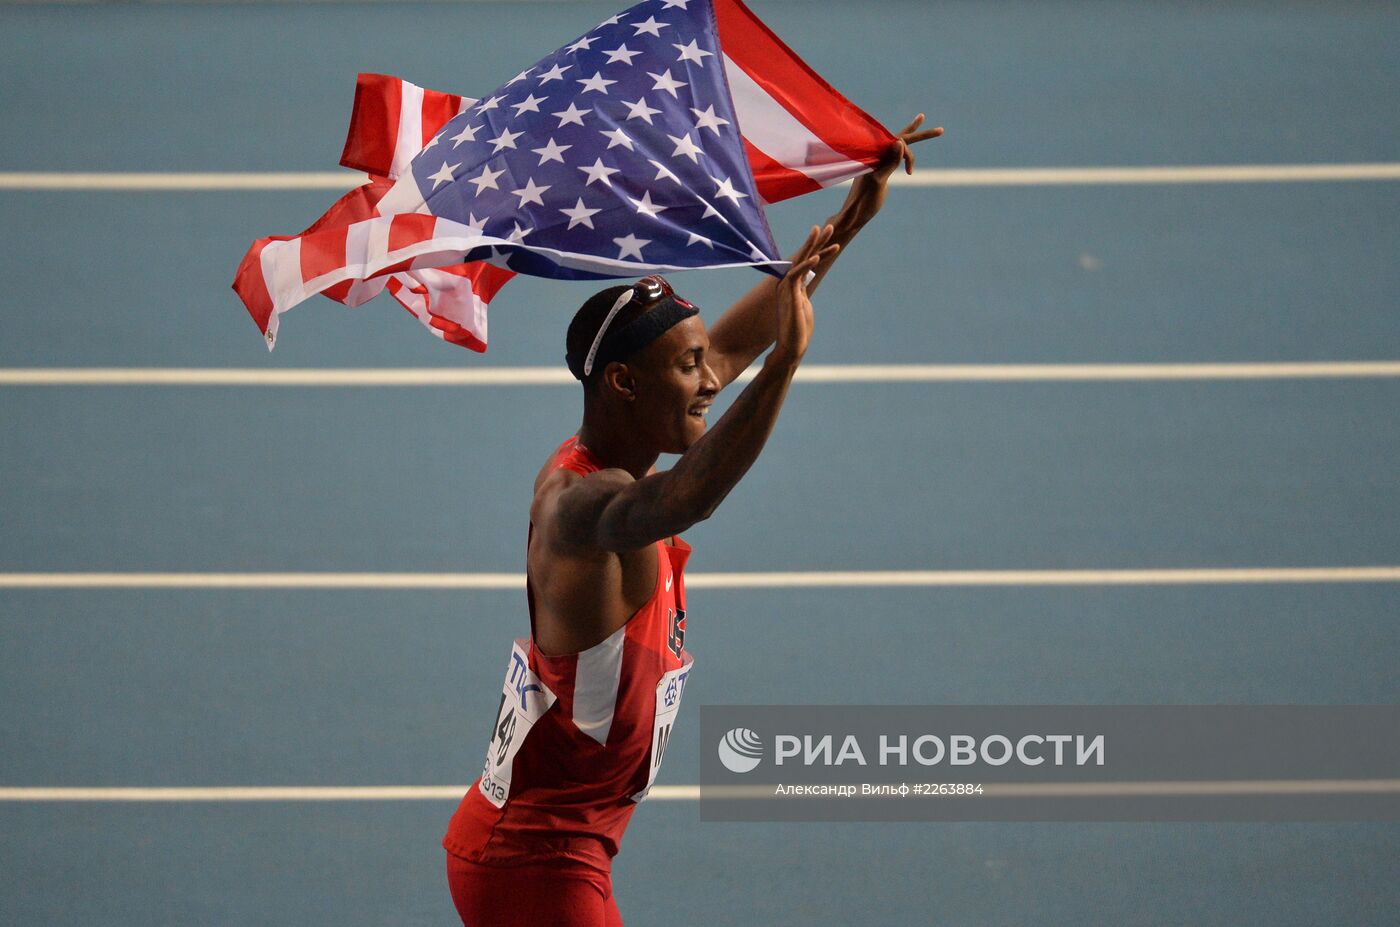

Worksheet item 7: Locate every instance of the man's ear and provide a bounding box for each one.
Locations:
[602,362,637,401]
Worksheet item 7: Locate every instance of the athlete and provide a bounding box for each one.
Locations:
[443,117,942,927]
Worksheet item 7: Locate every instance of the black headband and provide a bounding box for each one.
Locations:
[566,297,699,381]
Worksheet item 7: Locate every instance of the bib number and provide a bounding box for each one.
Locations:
[632,656,694,802]
[478,641,556,808]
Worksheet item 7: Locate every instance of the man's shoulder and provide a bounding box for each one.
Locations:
[530,466,581,529]
[532,463,644,554]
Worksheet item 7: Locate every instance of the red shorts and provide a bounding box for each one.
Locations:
[445,852,623,927]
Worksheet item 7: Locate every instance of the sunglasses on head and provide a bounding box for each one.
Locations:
[631,275,693,309]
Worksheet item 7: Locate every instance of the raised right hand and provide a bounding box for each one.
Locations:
[770,224,838,368]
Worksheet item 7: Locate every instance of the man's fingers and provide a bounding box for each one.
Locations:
[783,229,820,280]
[896,125,943,173]
[786,248,828,284]
[810,243,841,267]
[785,225,819,265]
[786,244,839,294]
[905,126,944,144]
[792,249,824,278]
[784,225,835,287]
[803,224,834,259]
[881,117,942,176]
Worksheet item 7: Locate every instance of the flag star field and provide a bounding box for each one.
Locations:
[407,0,778,277]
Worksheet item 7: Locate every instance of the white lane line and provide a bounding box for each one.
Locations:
[984,779,1400,797]
[3,568,1399,589]
[3,164,1399,190]
[0,367,572,386]
[0,786,473,802]
[3,781,1398,802]
[0,573,526,589]
[0,172,361,191]
[689,568,1400,588]
[5,362,1400,387]
[889,163,1400,186]
[0,786,692,802]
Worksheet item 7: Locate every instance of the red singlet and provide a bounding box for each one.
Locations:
[443,435,694,925]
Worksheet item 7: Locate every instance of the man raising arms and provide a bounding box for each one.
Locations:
[444,117,941,927]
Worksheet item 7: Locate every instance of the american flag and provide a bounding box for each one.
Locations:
[233,0,894,351]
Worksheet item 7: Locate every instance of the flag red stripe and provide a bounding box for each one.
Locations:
[339,74,469,177]
[460,262,513,303]
[387,213,437,253]
[437,326,489,351]
[299,225,351,283]
[339,74,403,177]
[742,138,822,203]
[714,0,892,166]
[376,213,440,276]
[304,179,392,232]
[231,238,277,334]
[322,280,354,303]
[422,303,490,352]
[420,88,466,145]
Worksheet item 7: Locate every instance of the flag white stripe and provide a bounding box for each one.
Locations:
[260,237,302,328]
[342,277,385,307]
[5,164,1400,191]
[2,568,1398,589]
[270,214,786,313]
[4,363,1400,386]
[413,217,456,270]
[391,82,425,181]
[340,221,379,305]
[722,53,864,187]
[344,217,373,266]
[374,170,431,216]
[365,216,393,276]
[408,266,490,336]
[386,277,420,318]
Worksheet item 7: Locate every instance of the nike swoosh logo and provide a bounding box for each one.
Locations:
[665,573,674,592]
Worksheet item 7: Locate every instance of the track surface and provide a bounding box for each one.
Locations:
[2,2,1398,924]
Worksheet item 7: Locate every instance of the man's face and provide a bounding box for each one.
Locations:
[624,315,719,454]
